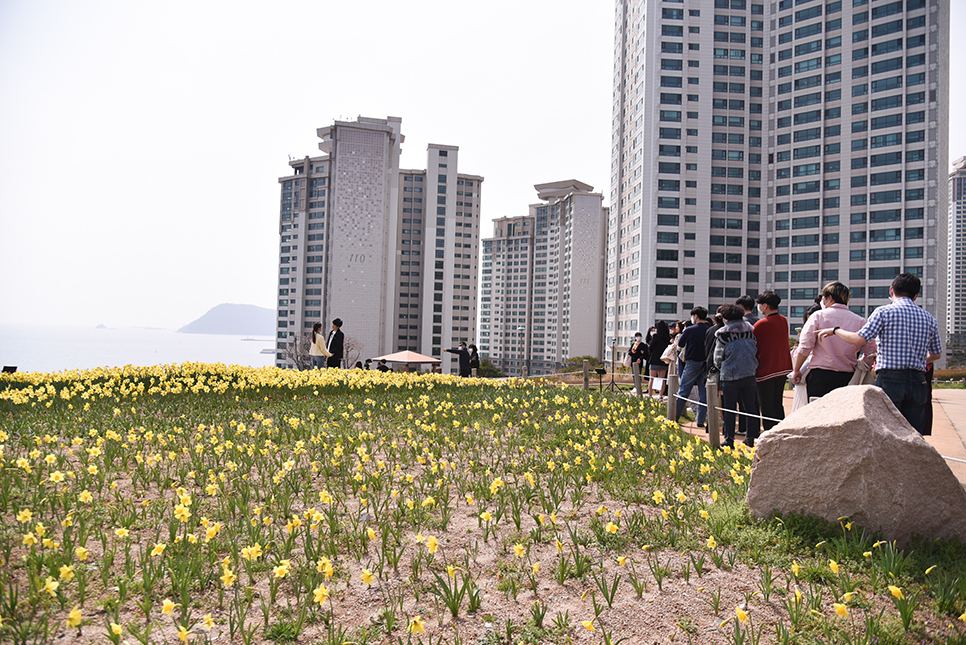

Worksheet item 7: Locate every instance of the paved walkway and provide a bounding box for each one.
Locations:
[674,387,966,488]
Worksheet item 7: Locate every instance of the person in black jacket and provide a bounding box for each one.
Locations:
[325,318,344,368]
[628,331,648,373]
[444,342,472,377]
[468,344,481,374]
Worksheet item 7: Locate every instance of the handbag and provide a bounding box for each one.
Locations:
[660,343,675,364]
[622,354,632,367]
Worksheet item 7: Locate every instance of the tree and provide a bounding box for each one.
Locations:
[284,333,312,371]
[343,336,362,368]
[559,355,604,373]
[477,358,505,378]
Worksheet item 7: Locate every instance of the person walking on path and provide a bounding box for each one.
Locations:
[325,318,345,368]
[753,291,792,437]
[713,305,759,449]
[791,282,876,400]
[818,273,942,434]
[672,307,712,427]
[444,342,472,377]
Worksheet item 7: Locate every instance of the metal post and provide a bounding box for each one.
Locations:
[582,360,590,391]
[666,353,679,419]
[471,368,478,378]
[706,375,720,449]
[631,362,642,399]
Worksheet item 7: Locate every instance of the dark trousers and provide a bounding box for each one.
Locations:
[326,356,342,368]
[875,369,929,434]
[722,376,758,445]
[805,368,854,400]
[757,376,786,433]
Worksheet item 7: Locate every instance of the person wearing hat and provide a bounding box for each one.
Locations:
[326,318,344,368]
[444,342,472,377]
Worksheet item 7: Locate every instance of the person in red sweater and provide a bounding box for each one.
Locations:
[753,291,793,440]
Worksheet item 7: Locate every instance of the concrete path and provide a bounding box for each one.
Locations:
[674,387,966,488]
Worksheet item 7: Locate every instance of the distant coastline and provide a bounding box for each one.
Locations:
[178,303,275,336]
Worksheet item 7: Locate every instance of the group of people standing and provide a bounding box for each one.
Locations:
[627,273,942,449]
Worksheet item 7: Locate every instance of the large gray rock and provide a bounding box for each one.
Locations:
[747,385,966,546]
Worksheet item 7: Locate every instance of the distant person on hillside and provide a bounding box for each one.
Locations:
[444,342,472,377]
[309,322,330,369]
[326,318,345,368]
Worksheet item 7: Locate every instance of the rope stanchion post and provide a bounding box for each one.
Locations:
[632,362,642,399]
[705,375,720,449]
[582,360,590,392]
[666,358,679,420]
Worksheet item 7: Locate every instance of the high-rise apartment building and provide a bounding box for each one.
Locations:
[275,116,483,373]
[479,181,607,376]
[949,156,966,345]
[608,0,948,360]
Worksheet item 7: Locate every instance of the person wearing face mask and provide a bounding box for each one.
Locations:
[672,307,713,427]
[752,291,793,441]
[628,331,648,373]
[817,273,942,434]
[790,281,877,400]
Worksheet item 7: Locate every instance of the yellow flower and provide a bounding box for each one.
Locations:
[480,511,493,522]
[863,551,872,558]
[707,536,717,550]
[17,509,32,523]
[834,603,848,618]
[676,491,687,503]
[111,622,123,636]
[959,609,966,622]
[581,620,595,632]
[408,616,426,634]
[447,565,457,579]
[925,565,936,575]
[79,490,93,503]
[513,543,526,558]
[174,504,191,523]
[652,490,665,504]
[531,562,540,574]
[22,532,37,547]
[114,527,129,538]
[50,471,65,483]
[202,614,215,630]
[59,565,75,581]
[366,527,376,541]
[361,568,375,586]
[75,546,89,561]
[736,607,749,624]
[426,535,439,554]
[66,606,82,628]
[220,568,236,587]
[313,583,330,604]
[162,598,176,615]
[605,522,618,534]
[42,577,59,596]
[272,559,291,578]
[829,560,839,575]
[151,543,166,557]
[241,543,262,560]
[700,510,710,519]
[791,561,800,576]
[177,624,192,643]
[889,585,904,600]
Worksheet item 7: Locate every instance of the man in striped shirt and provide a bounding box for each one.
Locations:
[818,273,942,434]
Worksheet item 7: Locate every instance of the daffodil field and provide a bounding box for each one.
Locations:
[1,364,965,645]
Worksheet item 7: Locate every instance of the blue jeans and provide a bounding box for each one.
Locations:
[311,355,326,369]
[875,369,928,434]
[673,361,707,425]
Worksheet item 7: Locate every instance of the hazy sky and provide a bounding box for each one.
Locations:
[1,0,963,330]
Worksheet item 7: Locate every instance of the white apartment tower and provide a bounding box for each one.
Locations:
[949,156,966,345]
[275,116,483,372]
[609,0,948,356]
[479,181,607,376]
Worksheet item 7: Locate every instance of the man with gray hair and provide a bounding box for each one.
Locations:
[791,282,876,399]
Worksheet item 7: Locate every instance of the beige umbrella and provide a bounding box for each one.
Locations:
[370,350,442,371]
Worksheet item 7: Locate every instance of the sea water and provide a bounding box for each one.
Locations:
[0,324,276,374]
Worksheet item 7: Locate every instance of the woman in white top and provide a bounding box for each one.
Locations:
[308,322,330,369]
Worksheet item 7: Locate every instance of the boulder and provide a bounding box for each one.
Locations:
[746,385,966,546]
